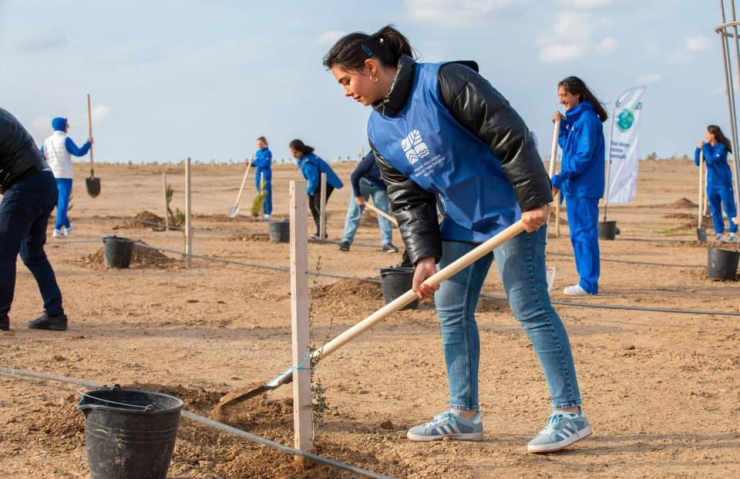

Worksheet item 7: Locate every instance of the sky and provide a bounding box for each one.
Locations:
[0,0,733,163]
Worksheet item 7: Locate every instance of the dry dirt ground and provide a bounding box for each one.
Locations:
[1,160,739,478]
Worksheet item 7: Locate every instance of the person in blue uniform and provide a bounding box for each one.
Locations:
[323,25,590,453]
[250,136,273,219]
[551,76,608,296]
[338,151,398,253]
[696,125,737,242]
[289,139,343,240]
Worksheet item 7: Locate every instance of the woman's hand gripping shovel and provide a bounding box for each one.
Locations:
[228,157,253,218]
[218,218,529,408]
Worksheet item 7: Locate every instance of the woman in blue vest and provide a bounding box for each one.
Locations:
[551,77,607,297]
[289,139,343,240]
[695,125,737,242]
[250,136,273,219]
[323,26,590,453]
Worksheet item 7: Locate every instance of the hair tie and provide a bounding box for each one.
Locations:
[361,44,373,57]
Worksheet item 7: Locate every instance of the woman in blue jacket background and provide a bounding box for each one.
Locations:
[695,125,737,242]
[324,25,590,453]
[551,77,608,296]
[250,136,273,219]
[289,139,343,240]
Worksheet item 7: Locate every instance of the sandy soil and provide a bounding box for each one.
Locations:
[1,160,739,478]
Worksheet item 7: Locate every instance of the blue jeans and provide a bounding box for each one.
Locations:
[707,186,737,234]
[341,178,393,245]
[435,227,581,411]
[255,168,272,215]
[55,178,72,230]
[0,170,64,318]
[565,196,600,294]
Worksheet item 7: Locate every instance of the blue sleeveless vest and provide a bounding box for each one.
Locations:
[368,62,520,243]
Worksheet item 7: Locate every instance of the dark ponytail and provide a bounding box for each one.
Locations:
[708,124,733,153]
[558,76,609,123]
[289,139,314,155]
[257,136,268,146]
[323,25,414,71]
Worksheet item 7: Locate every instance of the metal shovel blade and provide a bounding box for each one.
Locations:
[218,368,294,409]
[697,228,707,243]
[227,204,240,218]
[86,176,101,198]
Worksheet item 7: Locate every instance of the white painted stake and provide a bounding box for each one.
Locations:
[290,180,312,460]
[162,172,170,232]
[548,119,561,237]
[319,173,327,240]
[185,158,192,269]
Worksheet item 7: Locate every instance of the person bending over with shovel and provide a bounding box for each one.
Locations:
[41,117,93,238]
[324,25,590,453]
[0,108,68,332]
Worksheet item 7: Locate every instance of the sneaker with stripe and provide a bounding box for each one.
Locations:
[527,409,592,453]
[407,410,483,442]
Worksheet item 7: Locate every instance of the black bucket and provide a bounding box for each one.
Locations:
[707,247,740,281]
[268,220,290,243]
[379,267,419,310]
[77,385,183,479]
[598,221,618,240]
[102,236,136,268]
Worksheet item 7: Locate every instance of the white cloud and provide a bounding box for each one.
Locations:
[92,105,113,122]
[636,73,663,85]
[315,30,346,47]
[537,11,615,63]
[406,0,530,29]
[16,29,68,54]
[554,0,614,8]
[685,35,712,53]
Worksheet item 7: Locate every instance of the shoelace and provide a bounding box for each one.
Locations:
[426,411,459,431]
[540,413,566,435]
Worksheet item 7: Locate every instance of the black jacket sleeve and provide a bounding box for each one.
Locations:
[438,63,553,211]
[350,152,375,197]
[371,141,442,265]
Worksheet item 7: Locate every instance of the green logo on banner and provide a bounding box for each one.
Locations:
[616,108,635,132]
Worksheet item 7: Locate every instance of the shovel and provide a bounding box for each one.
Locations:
[363,201,398,227]
[218,219,528,408]
[227,158,253,218]
[697,150,707,243]
[85,93,101,198]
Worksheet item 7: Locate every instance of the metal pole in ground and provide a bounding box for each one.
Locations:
[162,172,170,232]
[290,180,312,463]
[319,173,327,240]
[726,0,740,243]
[185,158,192,269]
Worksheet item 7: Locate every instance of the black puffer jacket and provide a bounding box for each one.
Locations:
[371,55,552,265]
[0,108,46,193]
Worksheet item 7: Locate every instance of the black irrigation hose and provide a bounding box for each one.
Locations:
[546,251,705,269]
[0,367,392,479]
[132,242,740,318]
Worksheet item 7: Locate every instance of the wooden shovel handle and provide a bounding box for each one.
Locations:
[86,93,95,174]
[548,118,560,178]
[313,220,526,361]
[364,202,398,227]
[234,159,253,206]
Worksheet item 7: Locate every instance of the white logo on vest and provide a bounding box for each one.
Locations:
[401,130,430,165]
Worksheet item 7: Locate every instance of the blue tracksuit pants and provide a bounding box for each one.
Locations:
[565,196,600,294]
[55,178,72,230]
[707,186,738,234]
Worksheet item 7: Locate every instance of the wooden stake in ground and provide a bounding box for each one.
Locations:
[162,172,170,232]
[548,119,561,237]
[290,180,312,461]
[319,173,327,240]
[185,157,192,269]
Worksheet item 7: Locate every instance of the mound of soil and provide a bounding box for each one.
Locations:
[312,279,383,303]
[228,233,271,242]
[113,210,166,230]
[77,242,179,269]
[665,198,698,209]
[664,213,697,220]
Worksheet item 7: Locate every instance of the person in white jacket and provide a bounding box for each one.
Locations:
[41,117,92,237]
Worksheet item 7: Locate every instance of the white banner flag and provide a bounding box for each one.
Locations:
[606,86,646,204]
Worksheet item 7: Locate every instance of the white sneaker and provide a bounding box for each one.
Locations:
[563,284,592,296]
[716,234,724,242]
[263,214,271,220]
[52,229,65,238]
[730,233,738,242]
[63,224,73,236]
